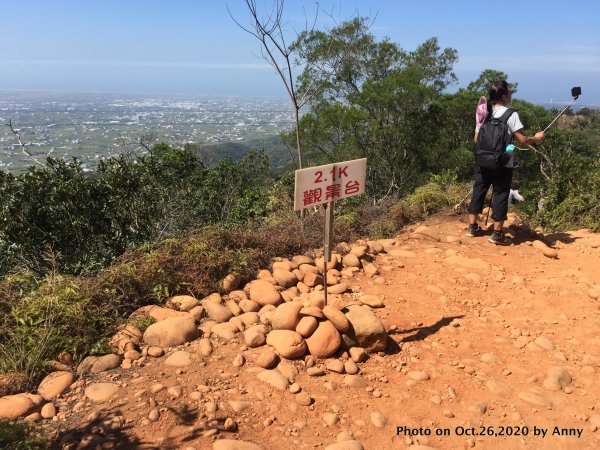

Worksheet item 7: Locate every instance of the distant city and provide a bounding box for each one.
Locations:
[0,92,295,172]
[1,91,596,174]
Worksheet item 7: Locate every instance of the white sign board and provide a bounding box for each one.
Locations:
[294,158,367,210]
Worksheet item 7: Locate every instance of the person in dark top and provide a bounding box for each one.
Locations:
[467,80,544,245]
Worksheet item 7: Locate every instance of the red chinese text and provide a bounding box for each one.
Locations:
[303,188,322,206]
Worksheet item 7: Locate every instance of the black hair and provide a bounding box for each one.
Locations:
[489,80,510,104]
[484,79,510,118]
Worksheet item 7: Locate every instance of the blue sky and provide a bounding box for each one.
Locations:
[1,0,598,105]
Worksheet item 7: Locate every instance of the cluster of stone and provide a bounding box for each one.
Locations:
[0,240,392,423]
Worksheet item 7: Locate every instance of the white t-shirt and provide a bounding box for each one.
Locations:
[476,105,524,168]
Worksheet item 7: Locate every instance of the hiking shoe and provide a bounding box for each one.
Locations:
[489,231,512,246]
[466,224,485,237]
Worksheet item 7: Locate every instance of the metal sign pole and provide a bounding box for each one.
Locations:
[323,201,334,306]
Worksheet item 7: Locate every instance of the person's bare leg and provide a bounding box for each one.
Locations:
[467,213,485,237]
[489,219,511,245]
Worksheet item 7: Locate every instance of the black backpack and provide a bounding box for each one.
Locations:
[475,108,515,169]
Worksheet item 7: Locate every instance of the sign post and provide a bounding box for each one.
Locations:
[322,201,334,306]
[294,158,367,305]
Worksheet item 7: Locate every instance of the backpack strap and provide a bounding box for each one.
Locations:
[499,108,515,124]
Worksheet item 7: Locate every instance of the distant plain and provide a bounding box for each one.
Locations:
[0,92,295,173]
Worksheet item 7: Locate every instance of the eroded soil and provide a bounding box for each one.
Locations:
[45,214,600,450]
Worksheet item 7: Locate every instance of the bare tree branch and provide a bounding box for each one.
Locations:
[527,144,553,181]
[6,120,46,167]
[280,133,298,169]
[138,132,157,155]
[228,0,367,172]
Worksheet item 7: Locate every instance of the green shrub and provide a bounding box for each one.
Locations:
[0,146,273,278]
[0,274,114,391]
[534,193,600,231]
[334,197,395,239]
[524,154,600,232]
[0,420,49,450]
[366,216,398,238]
[367,179,468,236]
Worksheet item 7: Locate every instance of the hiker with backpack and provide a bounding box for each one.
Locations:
[466,80,544,245]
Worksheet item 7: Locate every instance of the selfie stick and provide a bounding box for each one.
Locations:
[543,87,581,133]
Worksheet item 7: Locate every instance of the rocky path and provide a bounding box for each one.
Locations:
[3,213,600,450]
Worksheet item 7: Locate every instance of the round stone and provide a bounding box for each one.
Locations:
[305,320,341,358]
[266,330,307,359]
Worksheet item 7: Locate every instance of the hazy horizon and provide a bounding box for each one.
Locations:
[0,87,596,110]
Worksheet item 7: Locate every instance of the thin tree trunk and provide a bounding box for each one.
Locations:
[295,107,303,170]
[295,106,305,222]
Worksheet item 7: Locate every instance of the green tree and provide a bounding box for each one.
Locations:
[577,107,593,117]
[292,18,458,199]
[430,90,482,180]
[467,69,518,94]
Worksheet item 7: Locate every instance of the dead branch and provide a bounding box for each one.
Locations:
[279,133,298,169]
[228,0,367,171]
[527,144,553,181]
[138,132,157,155]
[6,120,46,167]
